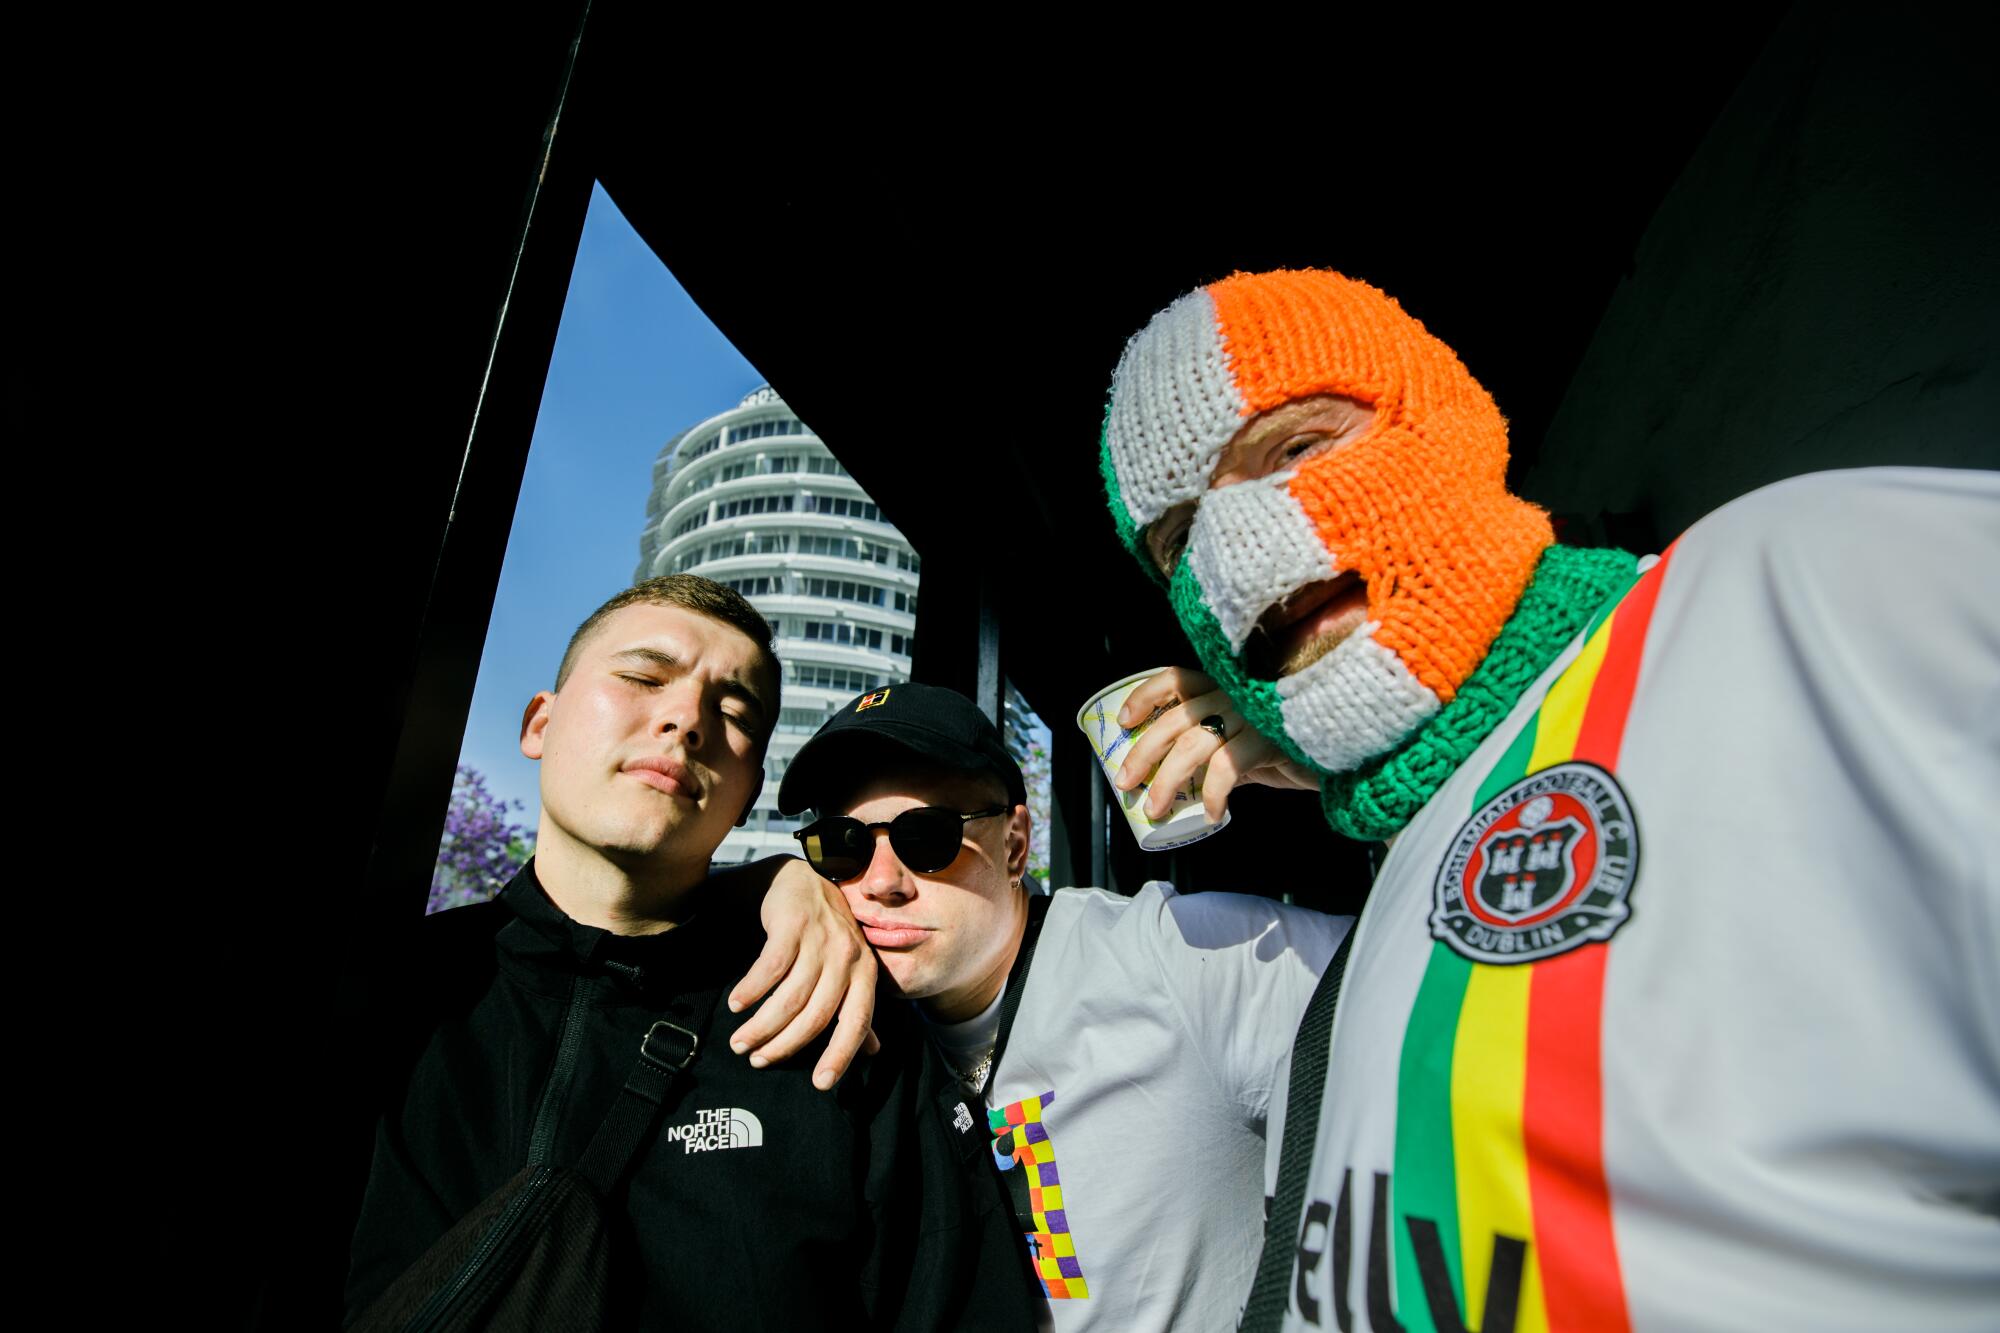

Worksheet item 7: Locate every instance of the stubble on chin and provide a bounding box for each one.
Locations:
[1279,623,1360,677]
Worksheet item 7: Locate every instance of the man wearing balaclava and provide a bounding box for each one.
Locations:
[1101,269,1999,1331]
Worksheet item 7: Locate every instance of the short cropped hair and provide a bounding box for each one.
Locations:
[555,575,783,746]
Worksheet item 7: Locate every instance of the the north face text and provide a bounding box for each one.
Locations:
[665,1107,765,1153]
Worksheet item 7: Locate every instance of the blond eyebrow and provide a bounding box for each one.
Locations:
[612,647,769,719]
[1227,400,1325,454]
[613,647,680,672]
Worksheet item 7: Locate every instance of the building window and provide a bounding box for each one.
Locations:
[806,456,847,476]
[789,663,884,693]
[801,621,884,650]
[778,708,827,733]
[797,533,859,560]
[890,633,911,657]
[764,455,801,474]
[681,433,721,462]
[671,509,710,537]
[674,549,704,572]
[726,417,807,444]
[803,577,887,607]
[800,495,881,522]
[796,533,890,562]
[716,494,796,520]
[897,550,921,572]
[724,576,776,596]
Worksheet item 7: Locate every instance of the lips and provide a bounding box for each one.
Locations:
[855,915,932,949]
[621,754,703,800]
[1260,571,1369,674]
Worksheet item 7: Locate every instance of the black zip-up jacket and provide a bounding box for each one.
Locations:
[345,863,1035,1331]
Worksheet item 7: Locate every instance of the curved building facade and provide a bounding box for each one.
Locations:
[636,385,919,864]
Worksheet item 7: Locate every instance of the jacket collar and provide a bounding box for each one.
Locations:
[495,860,745,1002]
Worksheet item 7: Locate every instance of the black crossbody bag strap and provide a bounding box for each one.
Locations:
[984,891,1053,1086]
[1240,925,1357,1331]
[575,985,726,1195]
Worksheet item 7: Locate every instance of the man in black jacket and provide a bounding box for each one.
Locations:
[346,576,1034,1330]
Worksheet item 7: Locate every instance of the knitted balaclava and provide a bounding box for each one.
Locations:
[1101,269,1555,778]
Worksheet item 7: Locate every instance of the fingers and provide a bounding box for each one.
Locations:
[1116,687,1232,799]
[1143,711,1232,820]
[728,929,800,1015]
[1201,731,1270,823]
[1202,732,1323,820]
[747,947,853,1075]
[810,959,880,1090]
[1114,666,1217,728]
[728,930,820,1056]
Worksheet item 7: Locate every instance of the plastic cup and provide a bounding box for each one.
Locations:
[1075,669,1232,853]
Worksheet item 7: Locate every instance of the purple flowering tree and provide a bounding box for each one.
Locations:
[428,765,537,914]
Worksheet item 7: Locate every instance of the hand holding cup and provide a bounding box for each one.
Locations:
[1109,667,1322,824]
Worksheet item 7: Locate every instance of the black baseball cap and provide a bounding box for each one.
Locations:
[777,682,1028,815]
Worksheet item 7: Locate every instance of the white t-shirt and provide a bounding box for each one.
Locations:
[945,881,1350,1331]
[1265,469,2000,1331]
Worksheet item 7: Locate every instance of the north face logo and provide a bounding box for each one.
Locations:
[665,1107,765,1153]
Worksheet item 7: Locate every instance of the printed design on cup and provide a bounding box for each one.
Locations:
[990,1090,1088,1299]
[1077,671,1233,852]
[1078,699,1202,816]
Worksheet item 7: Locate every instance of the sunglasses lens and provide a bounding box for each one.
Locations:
[888,808,964,873]
[799,817,871,881]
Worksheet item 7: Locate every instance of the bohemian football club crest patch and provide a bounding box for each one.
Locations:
[1431,761,1639,965]
[854,688,891,711]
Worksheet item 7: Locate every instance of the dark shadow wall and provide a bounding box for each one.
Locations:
[1521,4,2000,537]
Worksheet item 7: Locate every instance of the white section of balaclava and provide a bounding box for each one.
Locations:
[1275,625,1443,773]
[1183,472,1341,652]
[1103,288,1248,527]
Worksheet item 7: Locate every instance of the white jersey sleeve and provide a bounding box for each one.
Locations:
[1136,882,1353,1126]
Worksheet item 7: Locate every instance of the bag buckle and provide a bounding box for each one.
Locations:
[641,1019,700,1072]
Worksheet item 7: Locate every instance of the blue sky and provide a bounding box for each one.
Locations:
[455,184,765,822]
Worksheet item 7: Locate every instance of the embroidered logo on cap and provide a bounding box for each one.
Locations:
[1431,761,1639,965]
[855,689,891,711]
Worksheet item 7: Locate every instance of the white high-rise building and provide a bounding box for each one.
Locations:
[636,386,920,864]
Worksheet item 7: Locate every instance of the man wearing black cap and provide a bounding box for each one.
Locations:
[779,682,1353,1332]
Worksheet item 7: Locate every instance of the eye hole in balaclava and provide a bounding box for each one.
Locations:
[1102,270,1554,778]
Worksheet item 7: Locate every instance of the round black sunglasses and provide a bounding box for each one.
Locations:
[793,805,1009,881]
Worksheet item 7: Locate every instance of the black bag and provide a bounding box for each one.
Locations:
[352,1014,707,1333]
[1238,927,1356,1333]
